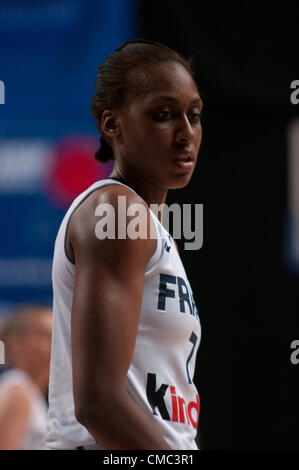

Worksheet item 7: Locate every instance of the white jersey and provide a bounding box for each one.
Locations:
[44,178,201,450]
[0,369,48,450]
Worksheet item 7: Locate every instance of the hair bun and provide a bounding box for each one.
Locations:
[95,135,114,163]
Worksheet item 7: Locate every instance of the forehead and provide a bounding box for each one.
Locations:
[131,61,200,105]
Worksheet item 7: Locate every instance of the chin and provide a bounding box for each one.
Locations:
[166,171,194,189]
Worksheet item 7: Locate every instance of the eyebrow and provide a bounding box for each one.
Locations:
[151,95,202,105]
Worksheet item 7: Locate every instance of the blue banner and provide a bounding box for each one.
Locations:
[0,0,136,314]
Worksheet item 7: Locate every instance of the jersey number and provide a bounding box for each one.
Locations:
[186,332,198,384]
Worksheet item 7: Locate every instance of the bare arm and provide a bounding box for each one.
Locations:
[70,186,171,450]
[0,385,31,449]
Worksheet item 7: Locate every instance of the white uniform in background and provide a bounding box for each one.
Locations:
[45,178,201,450]
[0,368,48,450]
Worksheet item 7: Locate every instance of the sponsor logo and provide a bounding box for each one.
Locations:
[146,373,199,429]
[164,234,172,253]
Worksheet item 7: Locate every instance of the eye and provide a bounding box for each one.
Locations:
[188,110,202,123]
[152,109,172,122]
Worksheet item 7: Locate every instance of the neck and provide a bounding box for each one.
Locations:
[19,364,49,396]
[110,162,168,221]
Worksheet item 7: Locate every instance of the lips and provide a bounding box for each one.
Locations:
[173,152,195,169]
[173,152,195,162]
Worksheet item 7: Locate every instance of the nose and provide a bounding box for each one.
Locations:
[175,115,195,145]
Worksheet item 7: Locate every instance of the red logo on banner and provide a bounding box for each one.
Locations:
[45,135,113,208]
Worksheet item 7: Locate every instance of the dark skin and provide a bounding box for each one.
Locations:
[67,61,203,449]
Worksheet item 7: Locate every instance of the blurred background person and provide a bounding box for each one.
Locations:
[0,315,11,376]
[0,304,52,450]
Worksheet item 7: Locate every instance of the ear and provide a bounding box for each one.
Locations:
[101,110,121,140]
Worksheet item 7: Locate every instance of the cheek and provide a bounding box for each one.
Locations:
[195,127,203,148]
[120,114,173,160]
[145,126,173,149]
[124,128,169,158]
[29,336,51,355]
[121,125,145,153]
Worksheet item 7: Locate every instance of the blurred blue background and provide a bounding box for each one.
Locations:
[0,0,136,313]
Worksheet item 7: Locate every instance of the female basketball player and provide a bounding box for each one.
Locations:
[45,39,203,450]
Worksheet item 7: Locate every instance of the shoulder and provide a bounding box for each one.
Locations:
[71,184,149,233]
[0,379,32,417]
[68,184,156,266]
